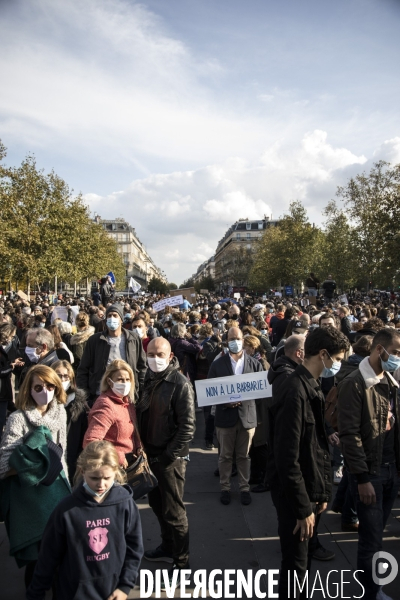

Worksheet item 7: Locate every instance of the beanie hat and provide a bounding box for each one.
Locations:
[105,304,124,321]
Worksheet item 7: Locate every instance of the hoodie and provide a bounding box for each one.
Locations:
[26,483,143,600]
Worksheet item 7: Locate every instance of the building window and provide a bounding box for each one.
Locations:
[247,244,251,249]
[246,222,251,230]
[258,222,263,229]
[236,233,240,240]
[247,233,251,239]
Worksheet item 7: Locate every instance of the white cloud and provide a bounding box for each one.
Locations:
[84,130,372,281]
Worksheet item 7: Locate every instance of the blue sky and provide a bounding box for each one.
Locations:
[1,0,399,282]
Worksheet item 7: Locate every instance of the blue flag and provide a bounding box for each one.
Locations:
[107,272,116,285]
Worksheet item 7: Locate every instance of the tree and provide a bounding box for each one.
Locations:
[337,160,400,289]
[147,277,169,294]
[0,141,125,293]
[180,277,194,289]
[169,283,178,290]
[319,201,358,291]
[194,275,216,293]
[249,201,323,290]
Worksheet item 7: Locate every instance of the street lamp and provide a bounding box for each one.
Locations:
[6,263,12,293]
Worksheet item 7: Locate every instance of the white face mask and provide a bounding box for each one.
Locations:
[31,387,55,406]
[109,379,131,397]
[147,356,169,373]
[26,346,40,363]
[61,380,70,391]
[135,327,145,338]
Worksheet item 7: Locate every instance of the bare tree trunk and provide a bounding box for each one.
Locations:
[27,277,30,297]
[74,280,77,296]
[54,275,58,295]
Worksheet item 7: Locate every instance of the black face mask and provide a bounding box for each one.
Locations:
[231,314,238,320]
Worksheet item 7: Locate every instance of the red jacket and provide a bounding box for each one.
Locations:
[83,390,140,465]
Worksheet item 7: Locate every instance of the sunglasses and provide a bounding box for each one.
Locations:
[32,383,56,393]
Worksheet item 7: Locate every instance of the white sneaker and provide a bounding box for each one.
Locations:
[376,587,393,600]
[333,466,343,485]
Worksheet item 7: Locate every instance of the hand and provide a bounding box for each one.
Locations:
[107,589,128,600]
[122,458,128,469]
[317,502,328,514]
[293,513,315,542]
[358,482,376,505]
[328,433,340,446]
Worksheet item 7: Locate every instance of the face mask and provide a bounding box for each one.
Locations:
[31,387,55,406]
[380,347,400,372]
[135,328,144,338]
[83,480,114,499]
[147,356,169,372]
[1,341,12,351]
[230,314,238,320]
[61,380,71,391]
[124,314,131,320]
[106,317,120,331]
[26,346,40,363]
[321,353,342,378]
[204,306,208,311]
[261,329,267,335]
[251,321,256,326]
[164,328,170,334]
[172,320,177,326]
[38,323,46,328]
[109,380,131,397]
[228,340,243,354]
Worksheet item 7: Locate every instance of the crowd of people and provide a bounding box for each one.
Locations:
[0,275,399,599]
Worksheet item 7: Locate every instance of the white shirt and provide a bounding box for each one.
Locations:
[230,352,245,375]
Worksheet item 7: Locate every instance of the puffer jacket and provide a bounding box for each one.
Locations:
[337,356,400,482]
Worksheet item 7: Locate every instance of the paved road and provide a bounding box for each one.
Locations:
[1,413,399,599]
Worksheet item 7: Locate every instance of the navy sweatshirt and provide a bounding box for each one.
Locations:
[26,483,143,600]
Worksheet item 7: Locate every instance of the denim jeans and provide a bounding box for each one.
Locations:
[307,288,317,297]
[148,458,189,568]
[335,466,358,524]
[350,464,400,600]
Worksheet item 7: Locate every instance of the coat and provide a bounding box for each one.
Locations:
[0,425,71,567]
[76,330,147,401]
[207,352,262,430]
[170,336,202,384]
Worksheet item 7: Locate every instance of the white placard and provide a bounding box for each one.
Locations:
[51,306,69,323]
[195,371,272,407]
[233,292,241,299]
[274,292,282,297]
[339,294,348,305]
[152,295,183,313]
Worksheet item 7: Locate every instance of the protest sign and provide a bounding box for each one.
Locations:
[339,294,349,305]
[152,295,183,313]
[51,306,69,323]
[17,290,29,301]
[195,371,272,407]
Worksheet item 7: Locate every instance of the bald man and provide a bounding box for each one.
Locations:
[137,337,195,587]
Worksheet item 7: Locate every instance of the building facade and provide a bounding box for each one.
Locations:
[94,216,166,289]
[213,217,278,289]
[193,255,215,285]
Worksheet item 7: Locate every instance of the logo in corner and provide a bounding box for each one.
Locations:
[372,551,398,586]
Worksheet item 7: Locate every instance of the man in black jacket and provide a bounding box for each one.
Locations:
[321,274,336,303]
[138,337,195,586]
[208,327,262,506]
[76,304,147,404]
[270,326,349,598]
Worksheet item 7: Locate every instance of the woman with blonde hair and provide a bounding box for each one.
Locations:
[0,364,70,588]
[69,311,95,370]
[83,359,141,468]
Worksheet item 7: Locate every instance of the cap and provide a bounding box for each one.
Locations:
[105,304,124,321]
[292,320,309,334]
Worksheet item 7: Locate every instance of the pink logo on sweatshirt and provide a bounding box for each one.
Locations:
[88,527,109,554]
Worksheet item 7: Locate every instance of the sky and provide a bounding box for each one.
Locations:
[1,0,400,283]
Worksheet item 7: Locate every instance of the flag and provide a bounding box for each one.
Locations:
[107,271,116,284]
[129,277,141,293]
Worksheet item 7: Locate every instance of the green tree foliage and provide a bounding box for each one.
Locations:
[147,276,169,294]
[250,201,323,290]
[194,275,216,293]
[0,142,125,291]
[337,160,400,289]
[180,277,194,289]
[169,282,178,290]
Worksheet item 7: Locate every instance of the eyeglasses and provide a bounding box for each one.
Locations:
[32,383,56,392]
[56,374,70,381]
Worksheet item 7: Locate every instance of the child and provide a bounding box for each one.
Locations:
[26,441,144,600]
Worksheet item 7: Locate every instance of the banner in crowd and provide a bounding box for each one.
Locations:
[152,295,183,312]
[195,371,272,407]
[129,277,141,293]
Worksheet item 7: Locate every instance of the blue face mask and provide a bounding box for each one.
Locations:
[164,328,170,334]
[83,480,114,499]
[321,352,342,378]
[261,329,267,335]
[106,317,120,331]
[228,339,243,354]
[381,347,400,372]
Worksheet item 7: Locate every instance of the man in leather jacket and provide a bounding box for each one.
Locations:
[137,337,195,583]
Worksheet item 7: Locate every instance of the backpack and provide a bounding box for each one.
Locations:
[324,384,338,430]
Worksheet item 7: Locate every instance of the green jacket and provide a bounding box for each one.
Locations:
[0,425,71,567]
